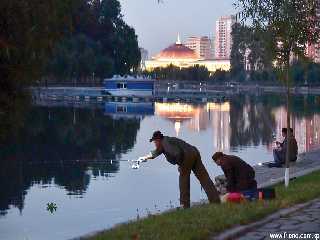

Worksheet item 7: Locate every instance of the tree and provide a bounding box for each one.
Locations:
[46,0,141,81]
[236,0,320,186]
[0,0,76,90]
[230,23,249,75]
[231,23,275,82]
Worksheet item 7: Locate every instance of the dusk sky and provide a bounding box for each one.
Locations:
[118,0,236,57]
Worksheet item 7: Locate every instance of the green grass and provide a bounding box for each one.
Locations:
[88,171,320,240]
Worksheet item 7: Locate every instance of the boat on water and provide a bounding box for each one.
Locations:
[103,75,155,97]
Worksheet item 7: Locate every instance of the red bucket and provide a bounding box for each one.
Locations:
[227,192,245,203]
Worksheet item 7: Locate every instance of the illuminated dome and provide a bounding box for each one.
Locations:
[154,35,198,60]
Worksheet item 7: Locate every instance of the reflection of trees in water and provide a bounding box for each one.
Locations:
[229,94,278,149]
[0,92,31,144]
[0,107,140,216]
[229,94,320,149]
[291,95,320,118]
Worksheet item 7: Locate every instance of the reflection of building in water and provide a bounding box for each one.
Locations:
[154,102,230,150]
[207,102,230,151]
[155,102,198,136]
[272,107,320,152]
[104,102,154,119]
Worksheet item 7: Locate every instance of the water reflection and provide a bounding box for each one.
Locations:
[0,107,141,216]
[154,95,320,153]
[104,102,154,119]
[155,102,231,150]
[271,106,320,153]
[0,94,320,230]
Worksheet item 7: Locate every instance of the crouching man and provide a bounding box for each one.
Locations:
[139,131,220,208]
[212,152,257,200]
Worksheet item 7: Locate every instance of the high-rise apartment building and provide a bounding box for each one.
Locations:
[184,36,212,59]
[305,0,320,62]
[214,15,236,59]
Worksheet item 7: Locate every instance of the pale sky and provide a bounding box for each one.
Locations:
[118,0,236,57]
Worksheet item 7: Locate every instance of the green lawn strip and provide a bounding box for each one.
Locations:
[89,170,320,240]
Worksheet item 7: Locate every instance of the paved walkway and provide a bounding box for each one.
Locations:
[215,150,320,194]
[254,150,320,188]
[237,200,320,240]
[214,150,320,240]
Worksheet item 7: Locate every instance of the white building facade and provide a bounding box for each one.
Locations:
[215,15,236,59]
[184,36,212,59]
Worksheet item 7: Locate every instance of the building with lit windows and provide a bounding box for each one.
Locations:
[145,35,230,73]
[185,36,212,59]
[215,15,236,59]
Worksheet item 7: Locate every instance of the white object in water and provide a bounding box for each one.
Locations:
[130,157,147,169]
[131,162,140,169]
[131,159,142,169]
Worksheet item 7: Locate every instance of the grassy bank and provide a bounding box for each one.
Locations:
[88,171,320,240]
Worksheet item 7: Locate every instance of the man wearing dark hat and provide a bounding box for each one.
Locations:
[212,152,257,196]
[138,130,220,208]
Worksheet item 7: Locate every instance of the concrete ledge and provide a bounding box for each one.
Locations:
[212,197,320,240]
[258,164,320,188]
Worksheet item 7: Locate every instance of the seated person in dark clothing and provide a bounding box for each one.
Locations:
[212,152,257,200]
[271,128,298,168]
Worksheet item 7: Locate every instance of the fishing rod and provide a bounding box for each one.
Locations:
[26,159,136,164]
[25,158,145,169]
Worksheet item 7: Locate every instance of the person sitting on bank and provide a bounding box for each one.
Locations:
[270,128,298,168]
[138,131,220,208]
[212,152,257,200]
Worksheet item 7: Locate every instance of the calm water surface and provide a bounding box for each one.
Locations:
[0,94,319,240]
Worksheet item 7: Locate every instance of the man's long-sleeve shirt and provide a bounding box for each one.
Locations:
[220,155,257,192]
[278,137,298,161]
[150,136,197,165]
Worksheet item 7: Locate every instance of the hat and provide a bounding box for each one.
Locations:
[212,152,224,161]
[149,131,164,142]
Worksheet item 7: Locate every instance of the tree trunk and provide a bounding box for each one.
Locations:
[285,60,291,188]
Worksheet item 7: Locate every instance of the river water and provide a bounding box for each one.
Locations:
[0,93,319,240]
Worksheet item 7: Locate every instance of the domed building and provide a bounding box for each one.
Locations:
[154,35,198,62]
[145,35,230,73]
[145,35,198,70]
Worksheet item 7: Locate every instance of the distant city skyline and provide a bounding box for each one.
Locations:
[118,0,236,56]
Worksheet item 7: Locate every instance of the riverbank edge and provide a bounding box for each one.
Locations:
[212,197,320,240]
[31,84,320,99]
[73,149,320,240]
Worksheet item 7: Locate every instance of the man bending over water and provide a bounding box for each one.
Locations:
[139,131,220,208]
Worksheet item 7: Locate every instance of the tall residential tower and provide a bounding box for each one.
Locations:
[214,15,236,59]
[185,36,212,59]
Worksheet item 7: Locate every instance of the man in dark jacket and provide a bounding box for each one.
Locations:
[271,128,298,167]
[212,152,257,193]
[139,131,220,208]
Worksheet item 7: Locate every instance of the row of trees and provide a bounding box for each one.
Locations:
[0,0,141,89]
[46,0,141,83]
[212,60,320,85]
[144,61,320,85]
[145,65,210,81]
[1,0,75,92]
[213,18,320,85]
